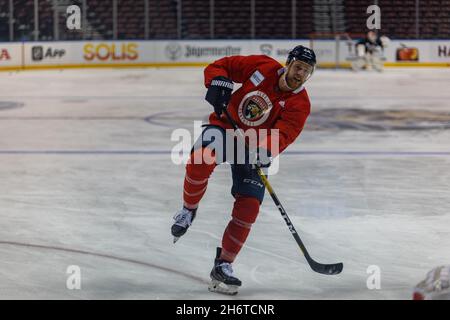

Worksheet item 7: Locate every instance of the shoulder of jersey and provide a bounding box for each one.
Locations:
[248,55,282,68]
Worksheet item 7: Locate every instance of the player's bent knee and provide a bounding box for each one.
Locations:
[186,148,217,178]
[188,147,217,165]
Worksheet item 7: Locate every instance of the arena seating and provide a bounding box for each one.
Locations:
[0,1,9,41]
[0,0,449,41]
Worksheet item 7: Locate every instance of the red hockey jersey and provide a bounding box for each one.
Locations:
[204,55,311,156]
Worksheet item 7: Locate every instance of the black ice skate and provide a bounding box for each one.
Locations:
[171,207,196,243]
[208,247,242,295]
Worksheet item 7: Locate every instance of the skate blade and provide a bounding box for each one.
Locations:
[208,280,238,295]
[173,236,180,244]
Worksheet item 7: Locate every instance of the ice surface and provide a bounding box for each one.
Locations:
[0,67,449,299]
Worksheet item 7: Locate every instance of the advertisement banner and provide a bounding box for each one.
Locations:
[1,39,449,71]
[155,41,246,63]
[430,42,450,61]
[0,43,22,68]
[252,41,309,61]
[82,42,141,64]
[155,40,309,63]
[24,42,79,66]
[24,41,146,66]
[311,40,450,65]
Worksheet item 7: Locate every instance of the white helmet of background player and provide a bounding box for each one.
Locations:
[279,45,316,92]
[413,265,450,300]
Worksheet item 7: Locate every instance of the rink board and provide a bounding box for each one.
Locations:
[0,40,450,70]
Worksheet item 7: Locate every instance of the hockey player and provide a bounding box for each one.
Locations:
[353,30,390,72]
[171,45,316,294]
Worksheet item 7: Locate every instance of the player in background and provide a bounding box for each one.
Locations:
[352,30,390,72]
[171,45,316,294]
[413,265,450,300]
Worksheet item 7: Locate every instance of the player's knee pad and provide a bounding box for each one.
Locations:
[356,44,366,57]
[231,194,260,225]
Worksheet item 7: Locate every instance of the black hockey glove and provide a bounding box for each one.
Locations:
[205,76,234,116]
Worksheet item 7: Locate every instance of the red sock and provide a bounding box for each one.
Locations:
[220,195,260,262]
[183,147,216,210]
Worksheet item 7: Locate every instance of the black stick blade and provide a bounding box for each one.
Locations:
[309,259,343,275]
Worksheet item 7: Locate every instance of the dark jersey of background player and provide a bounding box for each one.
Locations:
[356,31,385,54]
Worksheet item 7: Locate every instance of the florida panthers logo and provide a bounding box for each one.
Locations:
[238,91,273,127]
[245,101,263,119]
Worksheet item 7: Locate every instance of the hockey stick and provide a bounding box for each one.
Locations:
[222,108,343,275]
